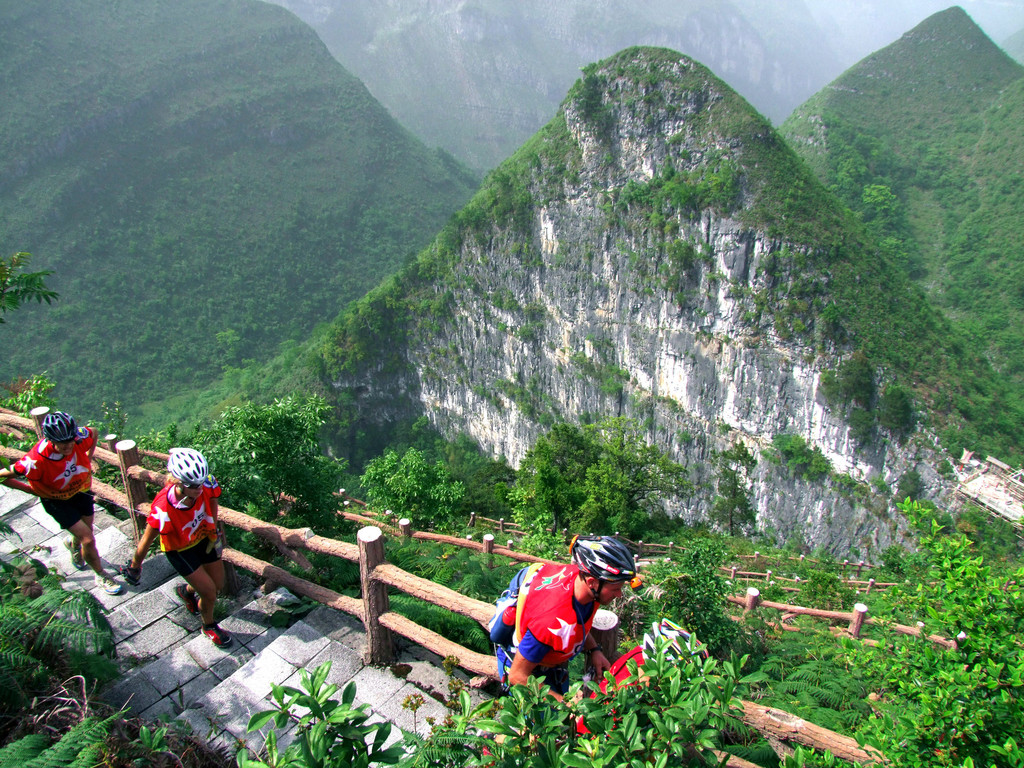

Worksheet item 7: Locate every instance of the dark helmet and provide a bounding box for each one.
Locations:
[570,535,637,583]
[42,411,79,443]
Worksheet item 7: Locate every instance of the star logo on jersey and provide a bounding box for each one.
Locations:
[18,456,37,475]
[547,617,576,651]
[55,459,89,490]
[181,503,206,539]
[534,567,569,591]
[153,508,172,532]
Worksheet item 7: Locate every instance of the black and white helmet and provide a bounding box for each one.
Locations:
[167,448,209,486]
[570,535,637,583]
[42,411,81,443]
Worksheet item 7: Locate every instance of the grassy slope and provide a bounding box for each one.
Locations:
[781,8,1024,423]
[0,0,478,420]
[321,45,1023,460]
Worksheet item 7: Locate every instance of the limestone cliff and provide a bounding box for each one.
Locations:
[324,47,959,555]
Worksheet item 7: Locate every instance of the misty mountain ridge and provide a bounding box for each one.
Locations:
[272,0,844,171]
[0,0,478,419]
[321,46,1016,552]
[782,6,1024,423]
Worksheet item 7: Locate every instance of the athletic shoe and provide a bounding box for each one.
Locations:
[95,574,124,595]
[202,623,232,648]
[64,535,86,571]
[116,562,141,586]
[175,584,199,615]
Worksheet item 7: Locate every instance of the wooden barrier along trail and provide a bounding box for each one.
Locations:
[0,407,903,762]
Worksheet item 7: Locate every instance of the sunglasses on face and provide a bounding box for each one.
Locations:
[179,481,202,490]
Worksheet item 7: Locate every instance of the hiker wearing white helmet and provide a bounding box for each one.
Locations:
[118,447,231,647]
[0,410,123,594]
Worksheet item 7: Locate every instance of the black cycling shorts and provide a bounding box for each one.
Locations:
[40,491,95,530]
[164,538,220,578]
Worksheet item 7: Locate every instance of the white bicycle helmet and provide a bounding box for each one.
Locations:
[167,447,209,486]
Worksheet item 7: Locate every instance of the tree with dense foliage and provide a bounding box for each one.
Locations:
[511,418,690,542]
[360,447,465,531]
[711,442,757,536]
[840,499,1024,767]
[186,396,346,531]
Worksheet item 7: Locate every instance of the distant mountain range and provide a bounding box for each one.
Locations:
[270,0,844,171]
[0,0,478,418]
[782,7,1024,408]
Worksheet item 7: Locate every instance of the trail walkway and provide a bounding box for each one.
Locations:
[0,485,484,758]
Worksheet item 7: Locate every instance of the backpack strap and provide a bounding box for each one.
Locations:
[511,562,545,648]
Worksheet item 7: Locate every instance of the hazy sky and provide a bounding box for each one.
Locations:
[805,0,1024,66]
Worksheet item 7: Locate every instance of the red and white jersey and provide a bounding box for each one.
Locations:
[516,563,597,667]
[146,479,221,552]
[13,427,96,500]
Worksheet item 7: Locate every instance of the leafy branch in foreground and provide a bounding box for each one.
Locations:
[0,252,58,323]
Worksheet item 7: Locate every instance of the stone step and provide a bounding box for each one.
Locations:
[1,485,490,759]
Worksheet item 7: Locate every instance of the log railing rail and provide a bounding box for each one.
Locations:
[732,587,957,649]
[0,408,898,762]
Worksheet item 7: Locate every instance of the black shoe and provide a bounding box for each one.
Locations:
[116,563,141,586]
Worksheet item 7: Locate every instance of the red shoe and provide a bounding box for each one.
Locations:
[175,584,199,615]
[202,623,232,647]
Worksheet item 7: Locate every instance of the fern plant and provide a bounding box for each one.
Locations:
[0,555,116,715]
[0,714,116,768]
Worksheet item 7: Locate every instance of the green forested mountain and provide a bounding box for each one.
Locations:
[0,0,478,419]
[320,43,1023,491]
[781,7,1024,407]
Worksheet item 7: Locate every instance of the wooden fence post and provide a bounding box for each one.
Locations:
[469,512,476,527]
[590,609,621,663]
[499,518,505,533]
[29,406,49,438]
[744,587,761,614]
[866,578,875,594]
[358,526,394,664]
[399,518,412,538]
[483,533,494,568]
[115,439,148,545]
[104,434,118,452]
[848,603,868,638]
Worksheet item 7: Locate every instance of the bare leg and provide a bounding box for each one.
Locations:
[68,516,111,578]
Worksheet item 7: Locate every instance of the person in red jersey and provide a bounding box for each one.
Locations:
[489,535,639,700]
[118,447,232,647]
[0,410,123,594]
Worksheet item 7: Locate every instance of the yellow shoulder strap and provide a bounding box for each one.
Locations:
[512,562,545,646]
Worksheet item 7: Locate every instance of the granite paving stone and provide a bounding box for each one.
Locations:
[264,620,330,667]
[122,590,179,629]
[119,616,191,660]
[244,625,285,655]
[138,696,178,722]
[350,665,408,708]
[183,629,242,669]
[104,668,163,713]
[210,646,254,680]
[191,678,268,736]
[286,641,364,690]
[140,646,205,696]
[177,669,221,711]
[234,648,297,700]
[23,503,62,533]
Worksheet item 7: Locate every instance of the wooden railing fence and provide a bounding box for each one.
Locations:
[0,407,897,762]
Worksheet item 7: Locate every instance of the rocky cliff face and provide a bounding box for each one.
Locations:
[329,48,951,555]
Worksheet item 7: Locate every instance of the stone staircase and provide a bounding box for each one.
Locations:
[0,485,486,758]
